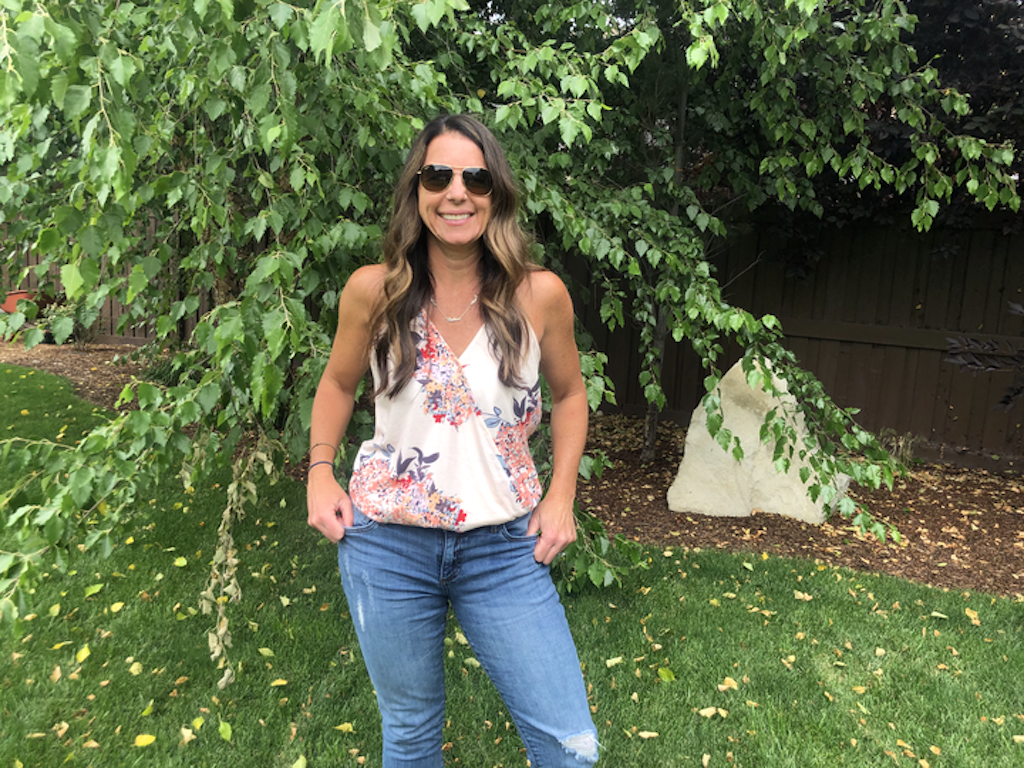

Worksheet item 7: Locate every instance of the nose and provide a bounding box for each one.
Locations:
[445,172,468,200]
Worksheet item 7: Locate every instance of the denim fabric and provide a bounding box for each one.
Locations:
[336,509,599,767]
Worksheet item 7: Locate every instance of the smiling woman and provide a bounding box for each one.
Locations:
[416,133,493,257]
[306,114,599,767]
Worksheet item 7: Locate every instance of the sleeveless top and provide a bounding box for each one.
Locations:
[348,309,543,531]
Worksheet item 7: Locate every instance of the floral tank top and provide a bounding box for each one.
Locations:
[348,310,543,531]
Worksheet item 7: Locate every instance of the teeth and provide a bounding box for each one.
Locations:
[440,213,470,221]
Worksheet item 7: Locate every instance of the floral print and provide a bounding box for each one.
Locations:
[414,320,481,428]
[483,382,542,509]
[349,312,542,531]
[349,445,467,529]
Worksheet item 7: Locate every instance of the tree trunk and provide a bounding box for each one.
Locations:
[641,73,689,461]
[640,307,669,462]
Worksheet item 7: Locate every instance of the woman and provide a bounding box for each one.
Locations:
[306,114,598,767]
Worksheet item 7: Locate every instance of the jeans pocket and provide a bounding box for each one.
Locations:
[499,513,537,543]
[344,507,379,535]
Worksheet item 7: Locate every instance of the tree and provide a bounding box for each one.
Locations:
[0,0,1018,643]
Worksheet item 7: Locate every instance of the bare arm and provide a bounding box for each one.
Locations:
[525,270,588,564]
[306,265,382,542]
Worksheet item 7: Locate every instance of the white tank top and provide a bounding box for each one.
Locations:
[348,309,543,531]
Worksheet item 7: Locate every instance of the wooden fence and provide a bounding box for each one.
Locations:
[5,213,1023,467]
[575,213,1024,469]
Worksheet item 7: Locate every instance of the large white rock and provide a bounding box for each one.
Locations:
[667,361,848,524]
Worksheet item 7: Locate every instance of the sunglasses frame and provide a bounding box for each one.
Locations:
[417,164,494,196]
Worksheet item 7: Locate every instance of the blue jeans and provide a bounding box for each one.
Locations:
[336,509,599,767]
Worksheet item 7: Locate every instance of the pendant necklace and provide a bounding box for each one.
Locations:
[431,293,478,323]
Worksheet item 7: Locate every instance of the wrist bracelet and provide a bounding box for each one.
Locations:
[307,460,336,479]
[308,442,338,457]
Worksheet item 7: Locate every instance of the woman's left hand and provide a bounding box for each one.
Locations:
[527,495,578,564]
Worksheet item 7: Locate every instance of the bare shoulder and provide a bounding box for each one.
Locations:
[521,268,571,311]
[342,264,386,304]
[520,268,574,343]
[336,264,385,320]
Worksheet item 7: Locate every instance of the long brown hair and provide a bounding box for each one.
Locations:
[372,114,535,397]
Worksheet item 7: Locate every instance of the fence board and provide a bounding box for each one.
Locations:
[7,213,1023,467]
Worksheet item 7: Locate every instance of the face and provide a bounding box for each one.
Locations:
[417,131,492,257]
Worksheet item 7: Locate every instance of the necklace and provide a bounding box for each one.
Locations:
[430,293,478,323]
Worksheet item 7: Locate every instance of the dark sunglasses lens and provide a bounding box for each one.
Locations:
[463,168,493,195]
[419,165,453,192]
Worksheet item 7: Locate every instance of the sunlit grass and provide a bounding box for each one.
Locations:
[1,363,109,443]
[1,367,1022,767]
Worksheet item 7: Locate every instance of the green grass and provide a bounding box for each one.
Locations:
[2,365,1023,767]
[1,363,109,453]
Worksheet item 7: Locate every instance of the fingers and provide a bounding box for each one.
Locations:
[307,484,353,543]
[532,527,576,565]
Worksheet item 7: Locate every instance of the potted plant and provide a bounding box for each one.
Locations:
[1,289,34,314]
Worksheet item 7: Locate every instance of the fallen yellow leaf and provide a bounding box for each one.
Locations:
[134,734,156,747]
[930,745,941,755]
[852,686,867,694]
[83,740,100,748]
[334,722,355,732]
[698,706,718,718]
[110,602,125,613]
[270,679,288,687]
[638,731,659,739]
[605,657,624,668]
[965,608,980,626]
[129,661,143,676]
[76,644,90,663]
[718,677,739,692]
[181,726,196,745]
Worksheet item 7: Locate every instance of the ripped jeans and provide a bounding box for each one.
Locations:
[336,509,599,767]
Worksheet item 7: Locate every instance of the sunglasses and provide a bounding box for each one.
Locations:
[417,164,494,196]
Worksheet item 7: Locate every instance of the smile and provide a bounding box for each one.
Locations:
[439,213,472,221]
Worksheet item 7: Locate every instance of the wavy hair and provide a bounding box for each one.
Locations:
[371,114,535,397]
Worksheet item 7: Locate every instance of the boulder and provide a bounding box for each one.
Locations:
[666,361,848,524]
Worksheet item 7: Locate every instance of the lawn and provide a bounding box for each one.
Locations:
[1,364,1023,767]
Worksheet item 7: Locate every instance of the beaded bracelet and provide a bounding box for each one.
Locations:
[307,460,336,480]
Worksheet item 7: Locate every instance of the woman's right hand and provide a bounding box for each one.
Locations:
[306,471,353,543]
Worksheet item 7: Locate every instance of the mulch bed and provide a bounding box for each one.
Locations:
[3,340,1023,599]
[581,415,1024,599]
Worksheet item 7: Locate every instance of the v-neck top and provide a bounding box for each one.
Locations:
[348,310,543,531]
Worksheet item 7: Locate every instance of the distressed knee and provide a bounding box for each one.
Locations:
[560,730,599,764]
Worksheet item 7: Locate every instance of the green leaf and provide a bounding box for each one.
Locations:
[108,55,137,88]
[362,20,382,52]
[84,583,104,598]
[219,719,232,742]
[127,264,149,303]
[61,263,85,300]
[62,85,92,119]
